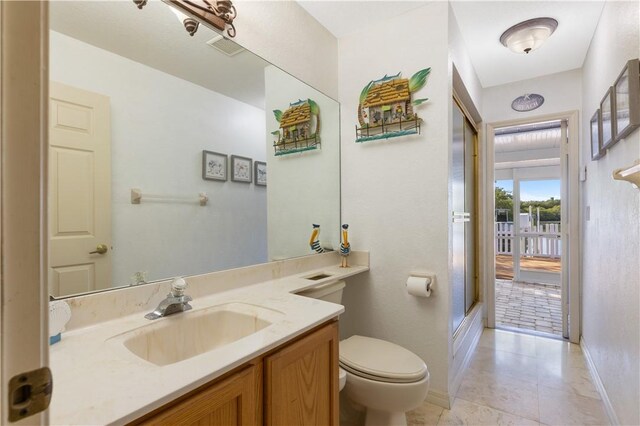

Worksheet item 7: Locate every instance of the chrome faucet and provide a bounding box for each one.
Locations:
[144,277,192,320]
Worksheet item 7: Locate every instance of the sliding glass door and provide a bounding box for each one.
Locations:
[452,99,478,334]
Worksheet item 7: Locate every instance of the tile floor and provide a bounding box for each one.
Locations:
[406,329,609,425]
[495,280,563,335]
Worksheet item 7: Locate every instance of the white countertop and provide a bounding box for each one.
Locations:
[49,262,368,425]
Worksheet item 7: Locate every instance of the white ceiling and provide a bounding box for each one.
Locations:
[296,1,427,38]
[449,1,605,87]
[298,0,605,88]
[50,1,270,109]
[495,128,561,153]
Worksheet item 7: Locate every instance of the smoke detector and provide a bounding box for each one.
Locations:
[206,34,244,56]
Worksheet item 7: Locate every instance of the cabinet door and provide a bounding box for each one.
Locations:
[264,322,339,426]
[138,363,260,426]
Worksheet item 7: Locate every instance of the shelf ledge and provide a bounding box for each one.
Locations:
[612,159,640,189]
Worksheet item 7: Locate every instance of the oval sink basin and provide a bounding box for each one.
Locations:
[115,303,282,366]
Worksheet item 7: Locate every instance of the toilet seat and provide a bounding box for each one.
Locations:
[339,335,428,384]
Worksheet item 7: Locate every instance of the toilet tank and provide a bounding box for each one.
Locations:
[296,280,345,304]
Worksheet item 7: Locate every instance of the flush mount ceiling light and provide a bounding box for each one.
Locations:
[500,17,558,54]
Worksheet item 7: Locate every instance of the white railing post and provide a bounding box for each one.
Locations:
[495,221,561,259]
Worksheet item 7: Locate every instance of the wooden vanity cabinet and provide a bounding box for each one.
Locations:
[264,321,339,426]
[131,320,338,426]
[135,361,261,426]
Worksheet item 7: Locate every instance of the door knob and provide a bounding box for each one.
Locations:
[89,244,108,255]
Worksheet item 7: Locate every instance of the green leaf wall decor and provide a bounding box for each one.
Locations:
[359,81,374,104]
[408,68,431,93]
[308,98,320,115]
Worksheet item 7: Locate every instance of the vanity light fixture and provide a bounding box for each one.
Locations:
[134,0,237,38]
[171,7,199,36]
[499,17,558,54]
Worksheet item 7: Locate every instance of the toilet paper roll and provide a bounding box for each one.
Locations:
[406,276,432,297]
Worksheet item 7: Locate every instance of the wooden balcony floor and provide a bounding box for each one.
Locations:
[495,254,561,280]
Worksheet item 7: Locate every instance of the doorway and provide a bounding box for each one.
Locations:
[486,114,580,342]
[495,176,563,336]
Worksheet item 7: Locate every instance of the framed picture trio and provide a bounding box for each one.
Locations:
[591,58,640,161]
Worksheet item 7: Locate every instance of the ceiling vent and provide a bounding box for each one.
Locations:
[206,34,244,56]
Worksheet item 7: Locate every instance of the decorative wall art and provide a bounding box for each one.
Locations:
[511,93,545,112]
[272,98,320,156]
[202,150,227,181]
[614,58,640,142]
[590,110,605,161]
[355,67,431,143]
[231,155,252,183]
[254,161,267,186]
[600,86,616,150]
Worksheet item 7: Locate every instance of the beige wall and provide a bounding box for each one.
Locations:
[338,2,453,400]
[482,68,582,124]
[448,3,483,112]
[580,1,640,424]
[233,0,339,99]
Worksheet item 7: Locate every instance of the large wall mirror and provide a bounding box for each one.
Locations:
[49,1,340,298]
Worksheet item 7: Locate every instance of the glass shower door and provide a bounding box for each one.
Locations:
[452,99,477,334]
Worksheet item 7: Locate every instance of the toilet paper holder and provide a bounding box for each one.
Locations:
[407,270,436,295]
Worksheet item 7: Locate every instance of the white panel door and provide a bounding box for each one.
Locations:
[49,82,111,297]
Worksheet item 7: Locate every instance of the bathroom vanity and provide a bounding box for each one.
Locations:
[48,252,368,425]
[132,321,338,425]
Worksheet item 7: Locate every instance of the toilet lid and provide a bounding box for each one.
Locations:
[339,335,428,383]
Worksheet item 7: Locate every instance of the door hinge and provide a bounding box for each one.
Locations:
[8,367,53,422]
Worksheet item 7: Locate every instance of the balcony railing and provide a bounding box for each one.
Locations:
[495,222,562,258]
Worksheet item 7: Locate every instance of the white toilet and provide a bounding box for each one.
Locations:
[297,280,430,426]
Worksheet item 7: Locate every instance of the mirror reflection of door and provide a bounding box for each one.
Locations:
[49,82,112,297]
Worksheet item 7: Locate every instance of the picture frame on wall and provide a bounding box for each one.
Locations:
[202,150,227,181]
[254,161,267,186]
[231,155,252,183]
[600,86,617,150]
[614,58,640,142]
[590,110,605,160]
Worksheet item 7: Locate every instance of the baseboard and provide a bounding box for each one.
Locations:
[580,336,620,425]
[425,388,451,409]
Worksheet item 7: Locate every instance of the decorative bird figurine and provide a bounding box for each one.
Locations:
[340,224,351,268]
[309,224,325,254]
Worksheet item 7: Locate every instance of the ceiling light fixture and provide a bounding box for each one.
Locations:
[499,17,558,54]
